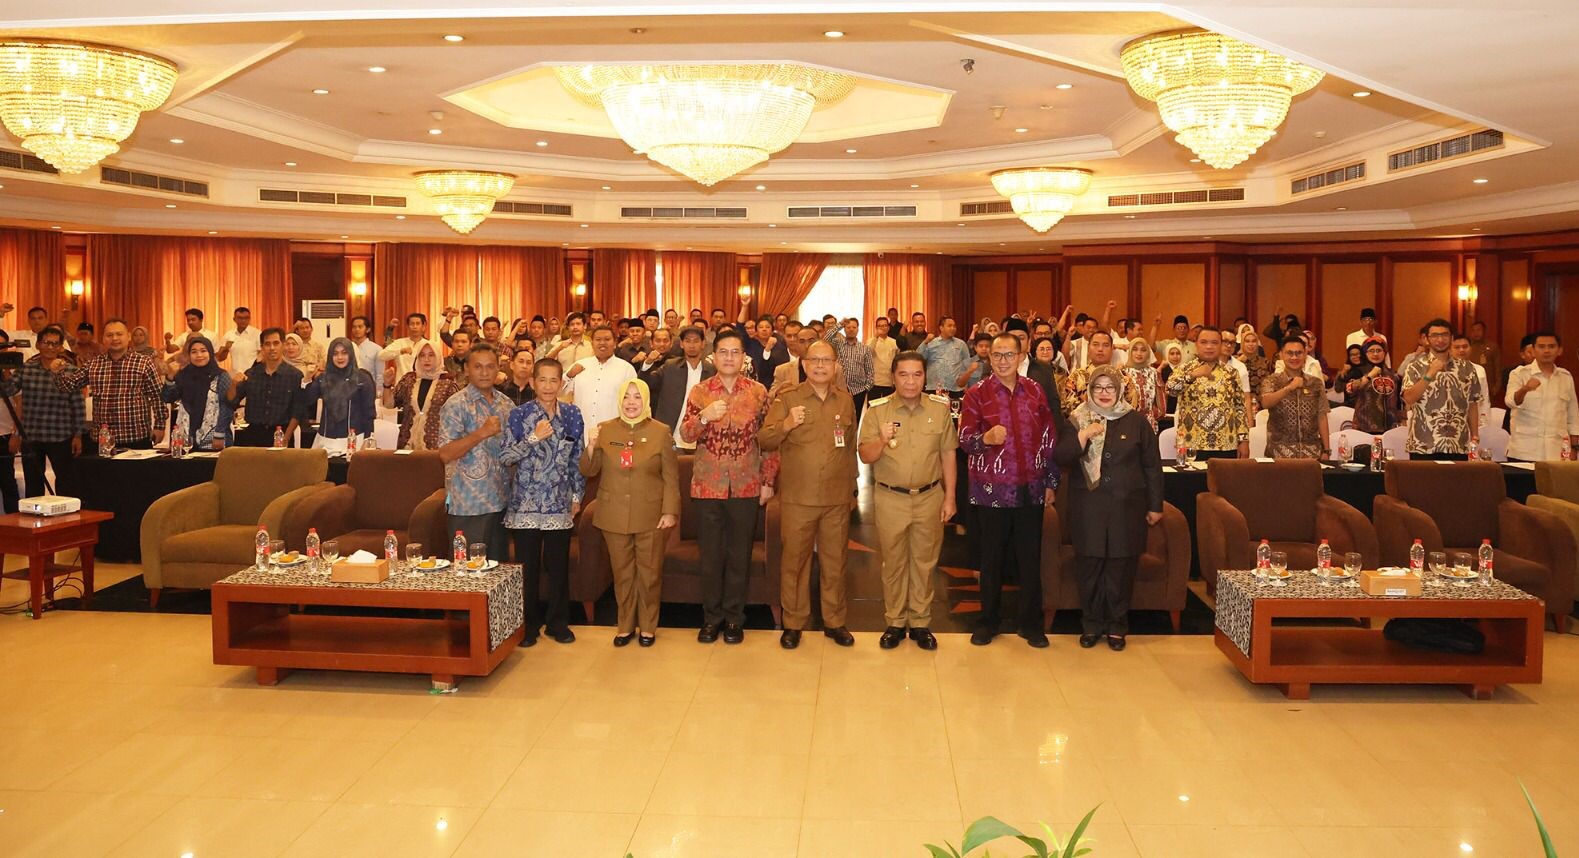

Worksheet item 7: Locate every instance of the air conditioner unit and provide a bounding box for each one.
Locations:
[303,299,347,343]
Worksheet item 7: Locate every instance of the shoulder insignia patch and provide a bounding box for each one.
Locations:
[867,395,891,408]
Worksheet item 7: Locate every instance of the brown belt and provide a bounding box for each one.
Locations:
[877,480,940,496]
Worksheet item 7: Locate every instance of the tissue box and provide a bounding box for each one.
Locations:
[1359,569,1421,597]
[330,558,391,583]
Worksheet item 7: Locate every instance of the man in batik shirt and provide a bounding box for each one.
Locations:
[1401,318,1480,460]
[1260,335,1329,459]
[1168,329,1249,459]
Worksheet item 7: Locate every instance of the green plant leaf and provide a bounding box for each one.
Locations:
[962,817,1024,854]
[1015,834,1050,858]
[924,843,961,858]
[1520,780,1559,858]
[1060,806,1101,858]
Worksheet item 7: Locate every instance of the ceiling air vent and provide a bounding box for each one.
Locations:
[960,201,1013,216]
[0,147,58,176]
[101,166,208,197]
[785,205,917,219]
[1107,187,1243,207]
[1388,129,1503,172]
[620,207,747,219]
[1292,162,1366,194]
[494,201,574,217]
[257,188,406,208]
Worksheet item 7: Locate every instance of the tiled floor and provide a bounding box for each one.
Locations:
[3,559,1579,856]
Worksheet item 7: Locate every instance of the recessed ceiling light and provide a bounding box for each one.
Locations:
[600,185,611,190]
[1203,235,1214,239]
[51,225,61,229]
[164,203,176,208]
[1352,90,1372,98]
[755,184,766,191]
[395,215,406,219]
[340,234,349,239]
[367,66,386,73]
[1014,127,1029,133]
[169,138,184,144]
[1472,227,1482,231]
[1178,794,1191,803]
[1055,83,1073,90]
[1459,844,1473,854]
[768,223,777,228]
[845,148,858,154]
[1473,178,1489,184]
[823,30,845,38]
[207,230,217,235]
[312,88,330,95]
[1336,206,1348,211]
[443,34,464,42]
[579,223,589,228]
[1189,158,1202,163]
[909,183,920,188]
[435,818,448,832]
[998,242,1007,246]
[284,161,297,167]
[1123,215,1136,219]
[779,241,787,245]
[428,128,442,135]
[561,242,569,246]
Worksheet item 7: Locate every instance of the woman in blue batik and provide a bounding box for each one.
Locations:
[500,358,585,646]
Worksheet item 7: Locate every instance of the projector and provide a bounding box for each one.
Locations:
[19,495,81,516]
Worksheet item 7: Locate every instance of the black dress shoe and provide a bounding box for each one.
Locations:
[722,623,745,644]
[879,626,906,649]
[1079,633,1101,649]
[780,629,802,649]
[824,626,855,647]
[697,623,721,643]
[638,634,656,648]
[1107,634,1127,652]
[1018,630,1050,649]
[910,628,938,650]
[969,629,995,646]
[613,632,635,647]
[549,628,576,645]
[522,634,539,648]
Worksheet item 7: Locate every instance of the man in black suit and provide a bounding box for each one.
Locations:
[651,326,716,448]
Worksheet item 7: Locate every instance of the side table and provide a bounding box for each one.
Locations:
[0,511,115,619]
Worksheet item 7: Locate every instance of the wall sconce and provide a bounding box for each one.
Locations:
[349,280,368,297]
[572,282,587,297]
[737,284,752,298]
[1512,285,1532,301]
[68,279,84,297]
[1456,282,1478,303]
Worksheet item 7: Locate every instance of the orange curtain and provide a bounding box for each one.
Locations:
[478,245,568,329]
[0,227,65,326]
[760,252,829,319]
[591,249,656,319]
[660,251,736,320]
[372,242,480,335]
[84,235,291,340]
[862,253,954,336]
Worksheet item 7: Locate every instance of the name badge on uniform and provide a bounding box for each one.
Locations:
[833,415,846,448]
[620,440,634,469]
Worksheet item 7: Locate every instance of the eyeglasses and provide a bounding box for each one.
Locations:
[1091,383,1118,393]
[989,352,1019,361]
[804,357,834,364]
[714,348,743,357]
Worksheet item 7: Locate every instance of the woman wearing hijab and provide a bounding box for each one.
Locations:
[161,336,235,449]
[1054,365,1164,652]
[1122,336,1165,431]
[1160,343,1185,419]
[1347,337,1402,434]
[302,337,376,449]
[500,358,586,646]
[580,378,679,647]
[1237,328,1271,405]
[130,326,158,358]
[1335,344,1366,407]
[282,332,319,379]
[385,341,460,450]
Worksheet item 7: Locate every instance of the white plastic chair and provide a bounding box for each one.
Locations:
[1327,406,1354,434]
[1249,425,1268,458]
[1487,407,1507,428]
[1479,425,1510,461]
[1381,425,1409,460]
[1157,426,1178,460]
[1254,409,1269,428]
[1329,428,1375,462]
[374,418,399,451]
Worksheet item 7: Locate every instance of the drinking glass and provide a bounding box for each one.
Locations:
[1479,446,1492,462]
[321,539,340,571]
[269,539,285,566]
[468,542,487,573]
[1427,551,1447,587]
[1343,552,1363,585]
[1270,551,1288,585]
[1450,552,1473,587]
[405,542,423,574]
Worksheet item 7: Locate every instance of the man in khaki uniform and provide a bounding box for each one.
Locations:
[758,340,859,649]
[772,322,847,394]
[858,351,957,650]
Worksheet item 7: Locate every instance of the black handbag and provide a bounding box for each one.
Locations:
[1383,618,1486,654]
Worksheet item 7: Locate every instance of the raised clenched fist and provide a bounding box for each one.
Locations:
[983,425,1008,446]
[701,399,729,422]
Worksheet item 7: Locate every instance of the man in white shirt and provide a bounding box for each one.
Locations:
[163,307,217,357]
[1151,314,1197,364]
[1064,314,1097,370]
[214,306,261,371]
[657,327,713,449]
[346,315,383,381]
[1505,331,1579,461]
[1346,308,1390,366]
[378,312,432,378]
[564,325,636,442]
[867,316,899,399]
[1451,332,1493,430]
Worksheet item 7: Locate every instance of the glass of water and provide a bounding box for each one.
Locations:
[405,542,423,574]
[321,539,340,572]
[269,539,285,566]
[1270,551,1288,585]
[1343,552,1363,585]
[1450,552,1473,587]
[468,542,487,574]
[1427,551,1446,586]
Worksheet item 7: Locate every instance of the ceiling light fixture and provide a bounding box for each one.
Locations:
[579,223,589,228]
[755,184,766,191]
[428,128,442,135]
[368,66,386,73]
[207,230,217,234]
[169,138,183,144]
[989,166,1092,232]
[823,30,845,39]
[414,169,515,235]
[0,39,178,174]
[1124,214,1136,219]
[555,63,854,186]
[600,184,611,190]
[164,203,175,208]
[845,148,858,154]
[910,183,920,188]
[1054,83,1073,90]
[1473,177,1489,184]
[443,34,464,43]
[1014,127,1029,133]
[395,214,405,219]
[284,161,297,166]
[312,88,330,95]
[1121,28,1323,169]
[1336,206,1348,211]
[1352,90,1371,98]
[535,140,548,147]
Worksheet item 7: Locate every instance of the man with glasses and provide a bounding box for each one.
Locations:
[680,329,778,645]
[759,340,859,649]
[1,326,85,496]
[958,333,1057,648]
[1401,319,1480,460]
[772,322,846,393]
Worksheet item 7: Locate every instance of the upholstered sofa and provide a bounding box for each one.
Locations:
[1527,461,1579,625]
[280,449,449,558]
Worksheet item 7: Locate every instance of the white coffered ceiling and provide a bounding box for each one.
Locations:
[1,1,1576,252]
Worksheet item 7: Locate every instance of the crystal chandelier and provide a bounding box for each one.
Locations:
[0,39,177,174]
[414,170,516,235]
[989,167,1092,233]
[1120,29,1323,169]
[555,64,854,186]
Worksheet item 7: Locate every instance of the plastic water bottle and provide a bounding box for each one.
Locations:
[170,423,186,458]
[255,524,270,571]
[305,527,320,572]
[98,422,114,458]
[1317,539,1332,571]
[453,530,467,565]
[1479,538,1495,587]
[272,426,285,448]
[1561,440,1573,461]
[1256,539,1271,570]
[1337,438,1349,463]
[384,529,399,563]
[1409,538,1425,572]
[1370,436,1384,471]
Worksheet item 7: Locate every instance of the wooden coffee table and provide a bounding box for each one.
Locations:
[212,563,524,689]
[1214,570,1544,699]
[0,510,115,619]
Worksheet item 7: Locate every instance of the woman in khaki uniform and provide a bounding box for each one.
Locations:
[580,378,680,646]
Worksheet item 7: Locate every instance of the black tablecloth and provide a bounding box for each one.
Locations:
[76,454,350,562]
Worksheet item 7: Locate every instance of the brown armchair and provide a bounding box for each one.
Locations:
[1528,462,1579,626]
[280,450,449,558]
[1377,461,1575,631]
[1196,459,1379,591]
[1040,482,1192,631]
[140,447,333,606]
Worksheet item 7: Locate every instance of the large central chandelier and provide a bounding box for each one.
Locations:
[1120,29,1323,169]
[555,63,854,186]
[414,170,516,235]
[0,39,177,174]
[990,167,1092,233]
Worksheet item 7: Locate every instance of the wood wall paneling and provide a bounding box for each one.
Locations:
[1391,260,1454,365]
[1252,262,1307,332]
[1218,261,1246,329]
[1500,257,1531,358]
[1319,262,1377,360]
[1139,262,1205,342]
[973,269,1009,325]
[1015,267,1056,318]
[1069,263,1128,323]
